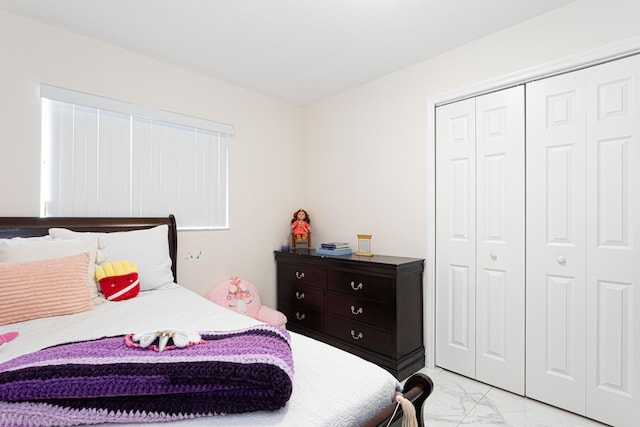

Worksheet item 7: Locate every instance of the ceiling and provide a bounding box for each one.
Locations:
[0,0,575,105]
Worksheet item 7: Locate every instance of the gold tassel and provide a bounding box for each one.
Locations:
[396,395,418,427]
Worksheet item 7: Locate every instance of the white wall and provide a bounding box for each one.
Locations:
[304,0,640,365]
[0,10,304,307]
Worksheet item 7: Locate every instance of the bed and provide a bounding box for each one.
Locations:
[0,215,432,427]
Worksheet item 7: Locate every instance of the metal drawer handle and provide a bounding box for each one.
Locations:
[350,305,363,315]
[350,281,363,291]
[557,256,566,265]
[295,271,305,279]
[350,330,364,340]
[295,312,306,320]
[295,291,305,300]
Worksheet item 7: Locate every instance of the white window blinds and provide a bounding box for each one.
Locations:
[40,84,233,229]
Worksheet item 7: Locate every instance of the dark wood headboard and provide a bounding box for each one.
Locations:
[0,215,178,281]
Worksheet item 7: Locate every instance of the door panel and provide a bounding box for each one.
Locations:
[436,98,476,379]
[475,87,525,395]
[526,70,587,414]
[585,54,640,427]
[544,274,576,374]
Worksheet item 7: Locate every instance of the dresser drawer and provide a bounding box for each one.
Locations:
[327,316,392,356]
[328,271,393,301]
[279,300,326,333]
[327,293,393,330]
[278,263,326,288]
[279,281,324,311]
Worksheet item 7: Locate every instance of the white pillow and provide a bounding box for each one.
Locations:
[0,237,101,300]
[49,225,174,291]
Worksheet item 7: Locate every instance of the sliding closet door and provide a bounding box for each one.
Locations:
[474,87,525,394]
[526,71,588,413]
[435,98,476,379]
[436,87,525,394]
[584,54,640,427]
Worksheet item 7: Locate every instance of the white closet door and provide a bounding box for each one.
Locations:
[585,54,640,427]
[526,71,588,413]
[435,98,477,379]
[475,87,525,395]
[436,88,525,394]
[527,54,640,427]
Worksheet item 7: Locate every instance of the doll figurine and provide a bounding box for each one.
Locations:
[291,209,311,242]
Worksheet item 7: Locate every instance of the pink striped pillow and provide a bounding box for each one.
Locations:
[0,252,93,326]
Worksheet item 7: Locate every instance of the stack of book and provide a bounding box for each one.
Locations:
[316,242,352,256]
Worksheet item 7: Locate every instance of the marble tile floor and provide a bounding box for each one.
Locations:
[414,367,609,427]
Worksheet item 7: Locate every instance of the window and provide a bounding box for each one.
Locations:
[40,84,234,229]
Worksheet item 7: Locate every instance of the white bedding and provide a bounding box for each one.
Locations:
[0,284,399,426]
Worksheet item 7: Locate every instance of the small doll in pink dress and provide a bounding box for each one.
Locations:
[291,209,311,242]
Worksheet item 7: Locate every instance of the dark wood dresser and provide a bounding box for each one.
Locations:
[275,250,424,380]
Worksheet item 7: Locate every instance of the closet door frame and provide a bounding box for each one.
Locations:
[425,35,640,369]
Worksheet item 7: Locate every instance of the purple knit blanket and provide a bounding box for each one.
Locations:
[0,325,293,427]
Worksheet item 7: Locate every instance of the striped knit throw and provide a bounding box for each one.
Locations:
[0,325,293,427]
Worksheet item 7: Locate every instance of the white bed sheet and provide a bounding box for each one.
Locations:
[0,284,399,426]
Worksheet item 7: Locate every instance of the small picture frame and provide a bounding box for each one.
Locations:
[356,234,373,257]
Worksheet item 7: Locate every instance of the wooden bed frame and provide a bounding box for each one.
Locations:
[0,215,433,426]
